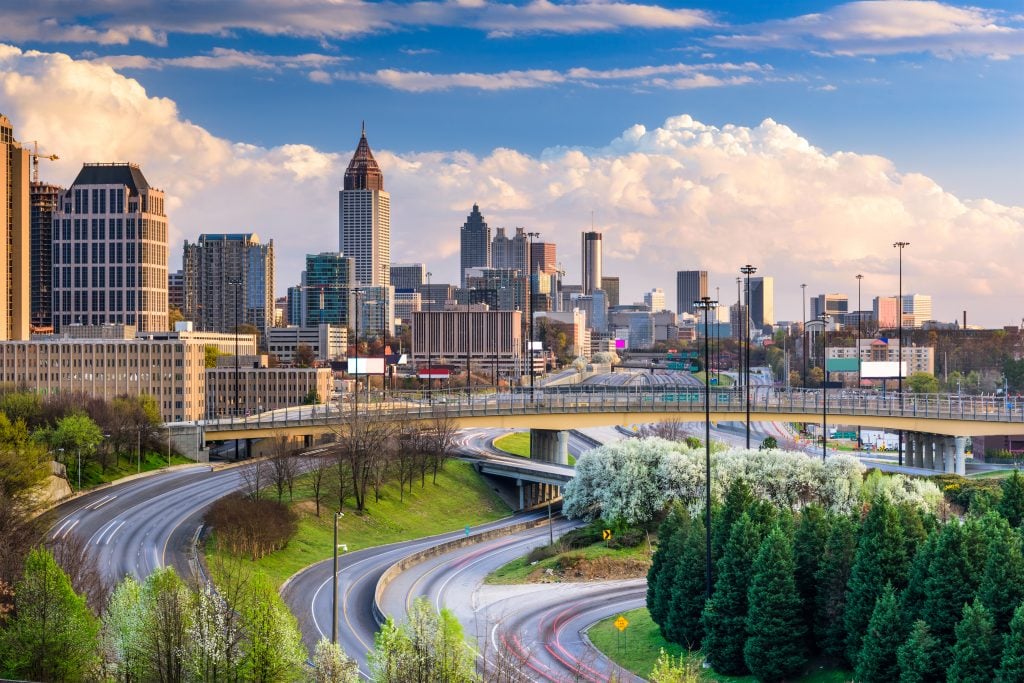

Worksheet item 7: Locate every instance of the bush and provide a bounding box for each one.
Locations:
[205,494,298,560]
[557,552,585,571]
[931,474,1003,512]
[526,544,561,563]
[607,527,646,549]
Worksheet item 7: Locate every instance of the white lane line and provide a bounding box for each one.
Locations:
[104,520,127,545]
[51,517,76,540]
[60,519,80,539]
[90,494,117,510]
[92,519,118,545]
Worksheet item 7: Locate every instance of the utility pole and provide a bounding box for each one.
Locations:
[694,296,717,599]
[740,265,757,448]
[893,241,910,467]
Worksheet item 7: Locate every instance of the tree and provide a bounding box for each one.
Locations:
[743,526,807,681]
[814,514,857,663]
[712,478,754,564]
[237,573,307,682]
[0,547,100,682]
[854,583,903,683]
[369,597,475,683]
[701,513,762,675]
[758,435,778,450]
[998,470,1024,528]
[907,372,940,394]
[312,637,360,683]
[294,344,317,368]
[104,575,146,681]
[183,582,241,682]
[1004,358,1024,393]
[140,567,191,683]
[647,505,688,630]
[899,532,938,629]
[649,648,703,683]
[949,600,1000,683]
[204,345,221,369]
[922,521,976,670]
[897,620,942,683]
[664,513,707,648]
[47,532,110,614]
[977,515,1024,634]
[792,505,829,647]
[0,415,49,506]
[996,604,1024,682]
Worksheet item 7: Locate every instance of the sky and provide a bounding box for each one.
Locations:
[1,0,1022,326]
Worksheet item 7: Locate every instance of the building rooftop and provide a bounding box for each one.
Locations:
[197,233,262,243]
[71,163,151,192]
[343,123,384,192]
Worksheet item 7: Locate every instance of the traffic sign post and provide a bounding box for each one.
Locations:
[614,615,629,631]
[602,529,612,542]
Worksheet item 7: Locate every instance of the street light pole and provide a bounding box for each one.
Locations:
[426,272,432,403]
[353,287,362,419]
[228,277,242,461]
[694,296,717,599]
[331,510,344,644]
[801,283,807,387]
[715,286,721,385]
[77,448,81,490]
[740,265,757,448]
[820,313,831,462]
[856,273,864,446]
[527,231,539,401]
[893,241,910,467]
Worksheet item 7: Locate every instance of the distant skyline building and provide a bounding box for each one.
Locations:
[749,276,774,329]
[874,296,900,329]
[302,252,354,328]
[643,288,666,312]
[168,269,184,312]
[492,227,528,272]
[530,241,557,274]
[811,293,849,320]
[0,114,30,340]
[581,231,602,295]
[459,204,491,287]
[182,233,275,340]
[902,294,933,328]
[30,181,62,331]
[52,162,168,333]
[676,270,708,315]
[339,124,390,287]
[600,276,619,308]
[390,262,425,290]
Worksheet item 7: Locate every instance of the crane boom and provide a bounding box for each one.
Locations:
[27,141,59,182]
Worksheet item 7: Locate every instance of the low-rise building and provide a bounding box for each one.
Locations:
[412,309,522,377]
[267,324,347,366]
[205,363,333,418]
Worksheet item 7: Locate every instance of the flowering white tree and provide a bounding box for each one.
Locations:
[312,637,360,683]
[104,575,146,680]
[183,583,239,681]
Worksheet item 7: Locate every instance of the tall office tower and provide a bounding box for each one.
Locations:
[52,163,168,332]
[571,290,608,333]
[600,276,619,307]
[353,285,395,338]
[182,233,275,340]
[459,204,491,287]
[530,241,557,274]
[0,115,30,340]
[810,293,849,320]
[902,294,933,328]
[286,285,304,326]
[420,283,454,312]
[390,262,425,291]
[581,231,602,294]
[339,124,390,287]
[31,181,63,330]
[676,270,708,315]
[492,227,528,272]
[748,276,774,329]
[874,296,900,329]
[168,269,184,313]
[303,252,354,328]
[643,288,666,312]
[464,268,528,316]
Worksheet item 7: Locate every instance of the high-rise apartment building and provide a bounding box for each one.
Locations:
[464,267,528,316]
[581,231,602,294]
[643,288,666,312]
[492,227,528,272]
[600,276,619,308]
[52,163,168,333]
[749,276,774,329]
[676,270,708,315]
[339,125,390,287]
[390,262,425,290]
[353,285,395,338]
[302,252,354,328]
[811,293,849,320]
[0,115,30,340]
[31,181,62,331]
[182,233,275,340]
[168,270,184,313]
[459,204,491,287]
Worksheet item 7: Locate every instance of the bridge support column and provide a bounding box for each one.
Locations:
[942,437,955,473]
[517,479,525,510]
[530,429,569,465]
[955,436,967,476]
[915,434,927,468]
[907,433,919,468]
[923,437,935,470]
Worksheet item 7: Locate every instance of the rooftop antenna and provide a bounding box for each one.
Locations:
[361,120,366,136]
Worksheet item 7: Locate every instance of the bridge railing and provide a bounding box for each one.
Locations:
[199,387,1024,432]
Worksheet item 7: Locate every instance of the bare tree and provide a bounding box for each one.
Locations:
[328,413,395,512]
[240,459,268,500]
[308,453,332,518]
[425,416,459,484]
[46,532,110,614]
[638,419,689,442]
[269,436,301,502]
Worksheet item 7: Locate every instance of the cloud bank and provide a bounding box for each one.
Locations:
[1,44,1021,324]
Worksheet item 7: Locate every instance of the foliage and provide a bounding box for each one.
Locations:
[792,504,829,649]
[949,600,1000,683]
[45,413,104,462]
[759,435,778,450]
[922,520,977,670]
[743,526,807,681]
[206,493,298,560]
[1004,358,1024,393]
[896,620,942,683]
[996,604,1024,682]
[204,345,221,368]
[906,371,940,393]
[237,573,307,682]
[860,469,944,511]
[140,567,192,682]
[977,513,1024,633]
[998,470,1024,527]
[663,513,706,648]
[932,473,1003,512]
[0,414,49,506]
[313,637,360,683]
[294,344,317,368]
[369,597,475,683]
[648,506,688,630]
[854,583,903,683]
[649,648,702,683]
[814,514,857,663]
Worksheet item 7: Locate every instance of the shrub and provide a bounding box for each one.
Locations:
[205,494,298,560]
[606,527,646,549]
[930,474,1003,512]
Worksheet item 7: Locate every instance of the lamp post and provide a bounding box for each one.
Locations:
[694,296,717,599]
[425,271,432,403]
[228,277,242,461]
[856,274,864,446]
[527,231,540,400]
[819,313,831,462]
[77,447,82,490]
[740,265,757,448]
[331,511,345,644]
[715,285,721,386]
[353,287,362,418]
[801,283,807,387]
[893,241,910,467]
[465,297,472,397]
[736,277,742,390]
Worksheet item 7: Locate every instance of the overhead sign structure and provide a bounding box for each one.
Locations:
[347,358,386,375]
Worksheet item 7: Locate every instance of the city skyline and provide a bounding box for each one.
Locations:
[0,2,1021,325]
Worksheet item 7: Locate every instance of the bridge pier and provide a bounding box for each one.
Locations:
[530,429,569,465]
[955,436,967,476]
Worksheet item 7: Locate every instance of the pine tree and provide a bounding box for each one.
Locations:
[664,514,708,648]
[996,604,1024,683]
[701,512,762,675]
[854,584,903,683]
[998,470,1024,528]
[899,532,938,628]
[743,526,806,682]
[648,505,689,629]
[977,515,1024,634]
[793,504,829,647]
[814,514,857,663]
[712,478,753,564]
[897,620,942,683]
[922,521,976,671]
[949,600,1000,683]
[844,498,909,663]
[897,501,928,561]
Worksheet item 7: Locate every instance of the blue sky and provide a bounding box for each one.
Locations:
[1,1,1022,323]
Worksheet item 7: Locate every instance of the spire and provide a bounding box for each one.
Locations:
[344,124,384,191]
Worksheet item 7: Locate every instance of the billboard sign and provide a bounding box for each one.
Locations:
[347,358,386,375]
[529,341,544,351]
[614,338,626,350]
[860,361,906,379]
[417,368,451,379]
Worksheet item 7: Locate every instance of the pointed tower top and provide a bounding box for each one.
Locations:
[361,120,366,136]
[344,123,384,191]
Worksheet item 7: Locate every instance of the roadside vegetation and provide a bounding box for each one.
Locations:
[493,431,530,457]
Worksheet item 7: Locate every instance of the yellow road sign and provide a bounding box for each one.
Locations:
[614,616,629,631]
[602,529,612,541]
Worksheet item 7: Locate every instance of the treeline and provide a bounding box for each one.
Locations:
[648,472,1024,681]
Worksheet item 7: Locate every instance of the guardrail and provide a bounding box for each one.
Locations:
[198,387,1024,433]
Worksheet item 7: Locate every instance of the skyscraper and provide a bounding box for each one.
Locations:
[31,181,62,331]
[600,276,619,307]
[390,263,425,290]
[168,269,184,313]
[492,227,528,272]
[459,204,491,287]
[530,241,557,274]
[339,124,390,287]
[643,288,666,312]
[811,293,849,320]
[676,270,708,315]
[303,252,354,328]
[182,233,275,340]
[52,163,168,333]
[901,294,933,328]
[749,276,774,329]
[0,114,29,340]
[581,231,602,294]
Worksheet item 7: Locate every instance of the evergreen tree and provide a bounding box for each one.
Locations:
[897,620,942,683]
[949,600,1000,683]
[854,584,903,683]
[977,515,1024,634]
[664,514,707,648]
[844,498,909,663]
[743,526,806,682]
[922,521,976,671]
[0,547,100,682]
[998,470,1024,528]
[814,514,858,663]
[712,478,753,564]
[648,505,689,629]
[793,505,830,646]
[996,604,1024,683]
[900,532,939,628]
[701,512,762,675]
[897,502,928,561]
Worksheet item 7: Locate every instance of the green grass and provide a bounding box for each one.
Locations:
[694,372,734,387]
[494,432,532,457]
[72,451,195,490]
[209,460,511,588]
[969,468,1019,479]
[486,540,651,584]
[588,607,850,682]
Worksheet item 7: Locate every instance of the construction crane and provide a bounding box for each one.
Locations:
[27,141,59,182]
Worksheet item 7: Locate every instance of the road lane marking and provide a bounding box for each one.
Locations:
[60,519,79,539]
[90,494,117,510]
[104,520,127,545]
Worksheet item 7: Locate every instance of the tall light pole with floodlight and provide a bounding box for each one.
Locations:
[694,296,717,599]
[801,283,807,387]
[526,231,539,400]
[893,241,909,466]
[740,265,757,448]
[819,312,831,462]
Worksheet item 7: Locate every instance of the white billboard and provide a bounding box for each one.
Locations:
[860,361,906,379]
[347,358,386,375]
